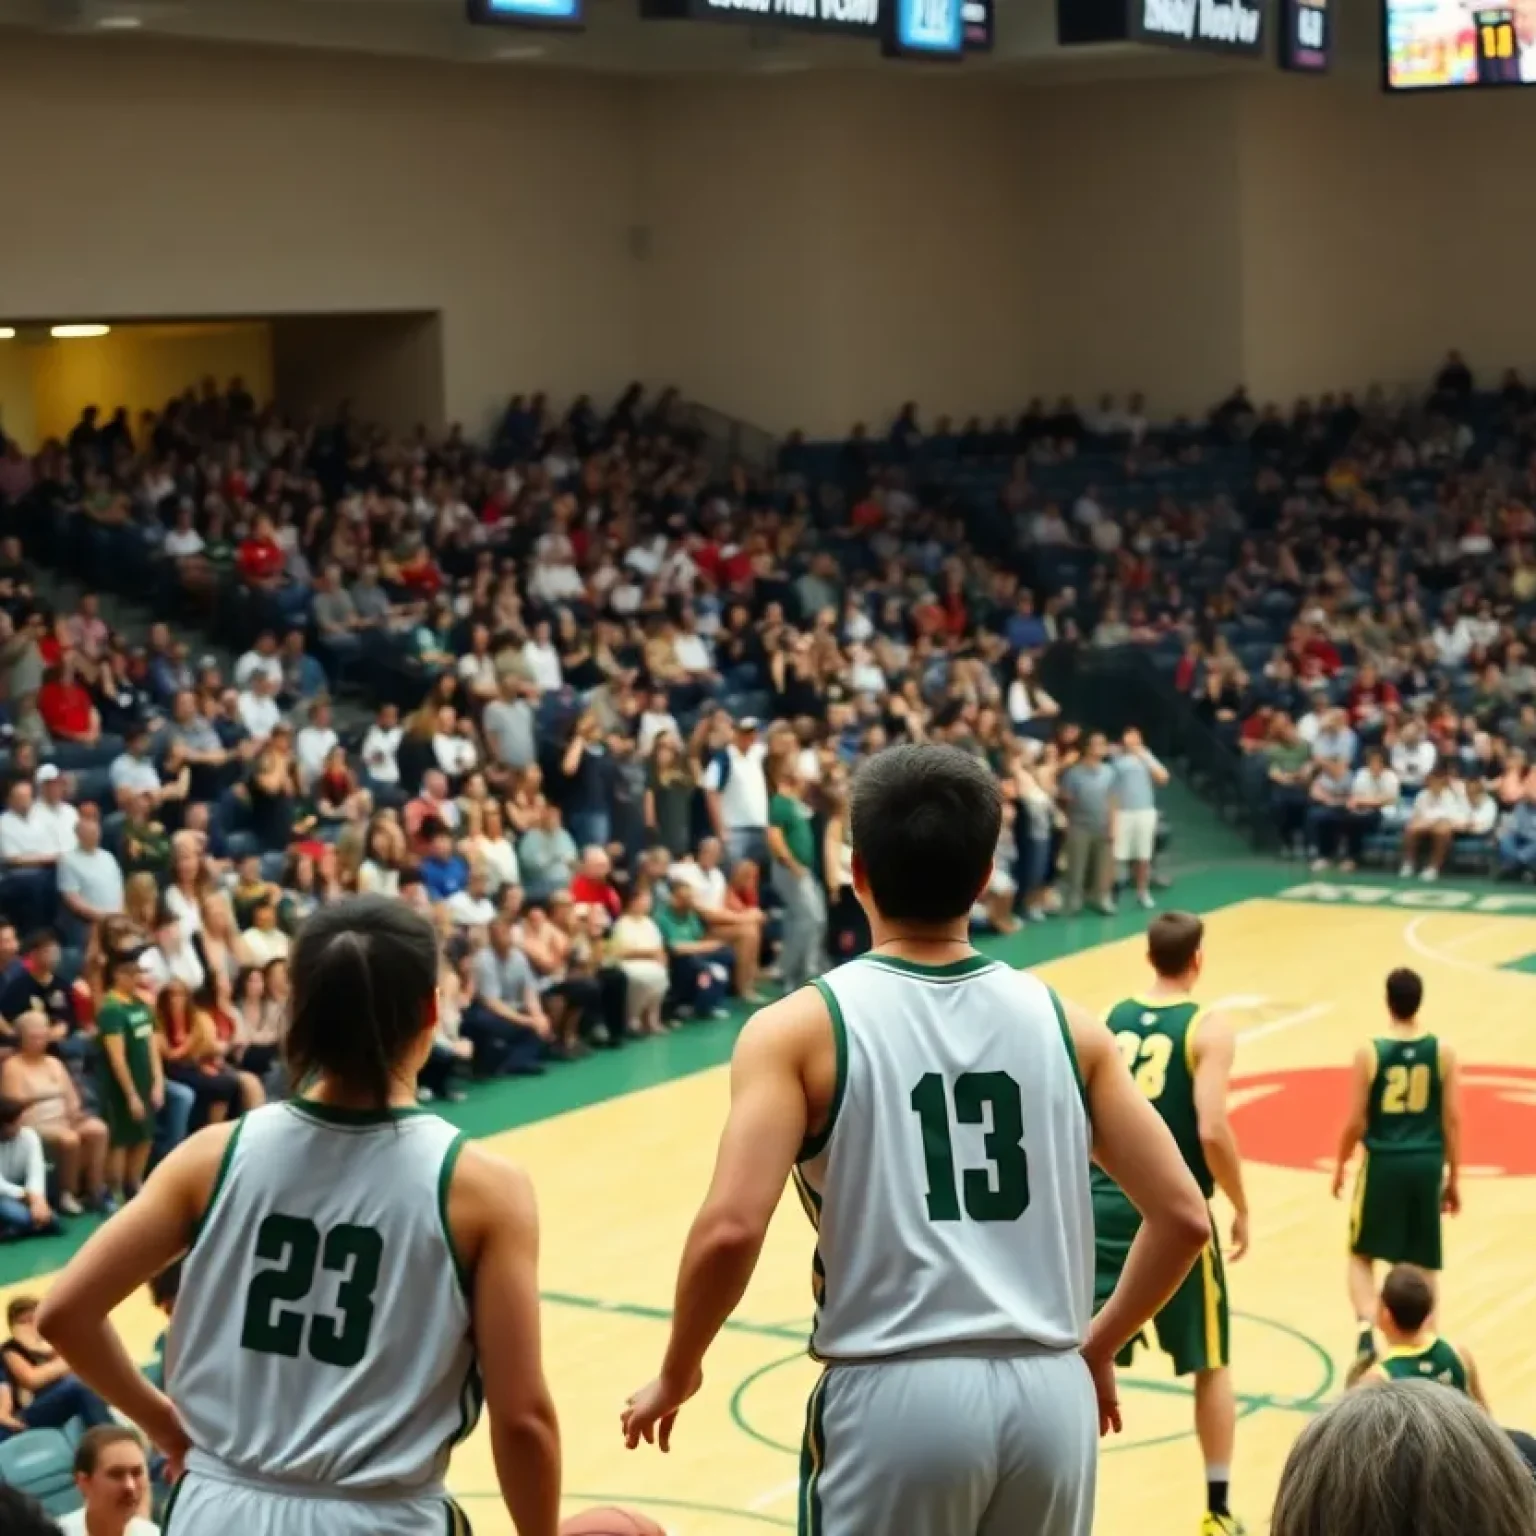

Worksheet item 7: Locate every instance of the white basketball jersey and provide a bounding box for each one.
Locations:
[796,954,1093,1362]
[168,1102,481,1495]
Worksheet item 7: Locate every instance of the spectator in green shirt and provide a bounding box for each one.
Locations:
[655,883,732,1020]
[767,766,827,992]
[96,947,164,1199]
[1265,716,1315,854]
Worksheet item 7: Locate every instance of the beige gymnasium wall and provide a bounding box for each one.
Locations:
[6,32,1536,441]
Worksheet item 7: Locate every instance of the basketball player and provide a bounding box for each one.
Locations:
[623,744,1213,1536]
[36,896,562,1536]
[1331,966,1462,1373]
[1091,912,1250,1536]
[1347,1264,1488,1407]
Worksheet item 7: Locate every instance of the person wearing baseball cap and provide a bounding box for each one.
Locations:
[703,715,770,869]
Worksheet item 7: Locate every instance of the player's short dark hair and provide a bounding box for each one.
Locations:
[1147,911,1204,978]
[849,745,1001,925]
[1386,967,1423,1022]
[1381,1264,1435,1334]
[0,1485,61,1535]
[286,895,439,1108]
[74,1425,145,1477]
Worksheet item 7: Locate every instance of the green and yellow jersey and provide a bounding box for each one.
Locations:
[1364,1033,1444,1155]
[1092,995,1213,1199]
[1379,1335,1468,1394]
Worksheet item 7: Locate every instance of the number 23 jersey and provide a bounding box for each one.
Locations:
[168,1101,482,1494]
[793,954,1093,1364]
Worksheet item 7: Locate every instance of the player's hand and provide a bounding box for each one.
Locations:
[622,1365,702,1452]
[1228,1209,1250,1261]
[1330,1164,1346,1200]
[1082,1345,1121,1437]
[142,1392,191,1483]
[1442,1179,1461,1215]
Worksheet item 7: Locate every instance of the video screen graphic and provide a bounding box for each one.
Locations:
[1280,0,1329,67]
[1384,0,1535,87]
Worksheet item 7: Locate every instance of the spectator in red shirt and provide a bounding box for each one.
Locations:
[1286,620,1341,678]
[568,846,621,924]
[1346,662,1400,728]
[236,512,285,589]
[36,661,100,746]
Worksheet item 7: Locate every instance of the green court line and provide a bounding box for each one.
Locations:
[459,1490,794,1527]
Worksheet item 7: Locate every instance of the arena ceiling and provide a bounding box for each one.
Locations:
[2,0,1373,76]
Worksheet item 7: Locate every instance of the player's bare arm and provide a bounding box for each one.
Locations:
[37,1122,235,1473]
[451,1144,561,1536]
[1069,997,1211,1362]
[623,988,814,1452]
[1330,1044,1374,1198]
[1459,1343,1489,1410]
[1192,1010,1250,1259]
[1440,1041,1462,1214]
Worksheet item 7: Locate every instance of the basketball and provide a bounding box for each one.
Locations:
[559,1507,667,1536]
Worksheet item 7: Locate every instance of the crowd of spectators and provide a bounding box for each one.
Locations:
[0,378,1179,1239]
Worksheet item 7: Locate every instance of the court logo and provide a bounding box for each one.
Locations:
[1230,1065,1536,1176]
[1277,881,1536,914]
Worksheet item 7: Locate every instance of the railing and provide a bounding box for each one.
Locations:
[1038,642,1264,840]
[679,399,778,473]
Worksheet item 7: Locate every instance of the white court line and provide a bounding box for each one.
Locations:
[748,1479,799,1512]
[1403,915,1527,977]
[1235,1001,1333,1044]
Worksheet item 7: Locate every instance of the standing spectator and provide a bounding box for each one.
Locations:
[765,764,827,993]
[1,1014,108,1214]
[1399,767,1466,881]
[644,734,696,860]
[1110,727,1168,910]
[96,947,164,1200]
[703,716,770,869]
[654,883,733,1020]
[559,713,614,851]
[294,699,338,791]
[360,703,403,800]
[1059,731,1118,916]
[467,918,549,1076]
[57,1425,160,1536]
[481,673,538,777]
[0,1098,59,1239]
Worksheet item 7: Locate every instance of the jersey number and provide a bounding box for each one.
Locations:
[909,1071,1029,1222]
[1382,1062,1432,1115]
[240,1214,383,1368]
[1115,1031,1174,1100]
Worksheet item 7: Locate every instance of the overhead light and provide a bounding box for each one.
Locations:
[0,329,14,342]
[51,324,111,339]
[494,43,545,58]
[95,14,143,27]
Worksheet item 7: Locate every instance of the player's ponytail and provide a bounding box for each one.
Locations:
[286,895,439,1108]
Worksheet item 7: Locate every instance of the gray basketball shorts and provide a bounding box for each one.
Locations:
[797,1349,1097,1535]
[163,1470,472,1536]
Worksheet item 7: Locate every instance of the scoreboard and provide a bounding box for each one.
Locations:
[1279,0,1329,68]
[1384,0,1535,87]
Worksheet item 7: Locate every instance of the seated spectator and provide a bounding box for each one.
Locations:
[568,846,621,926]
[1335,748,1401,871]
[314,745,370,827]
[0,775,58,871]
[294,699,338,791]
[109,726,163,812]
[1266,716,1315,854]
[240,896,290,968]
[1399,767,1466,882]
[58,803,125,933]
[357,816,405,898]
[1497,794,1536,880]
[1,1013,108,1214]
[446,863,497,930]
[154,979,243,1130]
[141,905,206,995]
[654,882,732,1021]
[519,802,578,903]
[37,657,100,747]
[58,1424,160,1536]
[119,791,171,879]
[0,1295,112,1436]
[461,802,519,894]
[1390,720,1437,799]
[404,769,460,850]
[670,837,766,999]
[1305,757,1355,870]
[420,825,470,904]
[237,672,281,747]
[467,917,549,1076]
[0,1097,60,1239]
[607,885,670,1037]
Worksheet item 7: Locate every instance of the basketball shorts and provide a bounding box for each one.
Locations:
[1093,1186,1228,1377]
[798,1349,1095,1536]
[1350,1149,1444,1271]
[163,1469,473,1536]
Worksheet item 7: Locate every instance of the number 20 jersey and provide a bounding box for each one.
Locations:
[793,954,1093,1364]
[168,1102,482,1495]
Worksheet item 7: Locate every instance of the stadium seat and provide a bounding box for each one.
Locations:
[0,1427,81,1515]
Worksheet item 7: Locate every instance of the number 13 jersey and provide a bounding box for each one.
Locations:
[793,954,1093,1364]
[168,1101,482,1496]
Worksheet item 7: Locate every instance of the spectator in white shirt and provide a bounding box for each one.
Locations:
[57,1424,161,1536]
[240,896,291,967]
[1399,768,1466,881]
[521,620,563,694]
[109,727,163,811]
[446,864,498,930]
[1430,608,1474,668]
[1462,778,1499,838]
[637,691,681,756]
[432,706,480,783]
[1389,722,1437,795]
[1338,749,1401,868]
[361,703,403,790]
[457,624,500,704]
[671,612,717,684]
[0,780,56,868]
[237,673,282,746]
[670,834,768,998]
[294,698,338,792]
[31,766,78,856]
[233,631,283,690]
[702,718,770,868]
